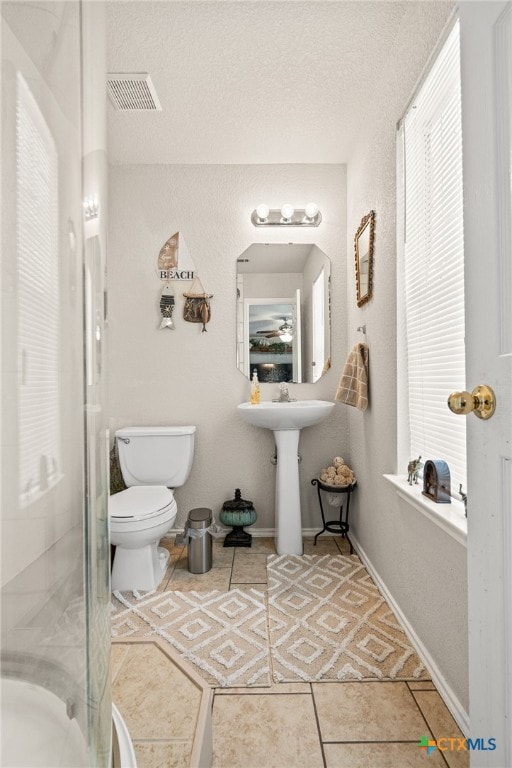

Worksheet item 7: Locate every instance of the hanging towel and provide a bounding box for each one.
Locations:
[335,342,369,411]
[109,442,127,495]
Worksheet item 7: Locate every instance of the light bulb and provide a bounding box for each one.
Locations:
[281,331,292,343]
[281,204,294,221]
[305,202,319,219]
[256,204,269,221]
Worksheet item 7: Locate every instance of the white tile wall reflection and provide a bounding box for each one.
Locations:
[1,2,110,765]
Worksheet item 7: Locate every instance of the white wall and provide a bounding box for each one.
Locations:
[302,245,331,382]
[243,272,302,299]
[108,164,347,531]
[344,3,468,717]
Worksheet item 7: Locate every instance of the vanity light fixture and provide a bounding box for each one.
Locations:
[280,204,294,223]
[251,203,322,227]
[255,204,270,222]
[304,202,319,222]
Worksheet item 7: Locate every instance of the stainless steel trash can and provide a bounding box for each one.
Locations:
[187,508,213,574]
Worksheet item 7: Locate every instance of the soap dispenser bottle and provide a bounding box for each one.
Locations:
[250,369,260,404]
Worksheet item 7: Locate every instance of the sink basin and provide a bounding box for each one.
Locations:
[237,400,335,556]
[237,400,334,431]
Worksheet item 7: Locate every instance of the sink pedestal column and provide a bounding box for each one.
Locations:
[273,429,303,555]
[237,401,335,555]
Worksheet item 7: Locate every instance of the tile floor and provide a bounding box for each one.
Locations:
[112,641,204,767]
[112,535,468,768]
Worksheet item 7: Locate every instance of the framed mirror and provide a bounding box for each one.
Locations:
[236,244,331,383]
[354,210,375,307]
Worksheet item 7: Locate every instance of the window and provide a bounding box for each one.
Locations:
[16,73,61,503]
[398,21,466,494]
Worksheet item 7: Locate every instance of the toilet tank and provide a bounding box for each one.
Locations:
[115,426,196,487]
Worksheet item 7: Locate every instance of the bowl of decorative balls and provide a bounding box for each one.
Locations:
[319,457,357,506]
[320,456,356,486]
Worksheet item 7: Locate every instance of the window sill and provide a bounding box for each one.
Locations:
[383,474,467,547]
[20,473,65,509]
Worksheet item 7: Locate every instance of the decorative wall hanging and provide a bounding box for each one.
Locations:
[183,276,213,332]
[158,233,178,270]
[159,283,176,329]
[422,459,451,503]
[354,210,375,307]
[157,231,196,281]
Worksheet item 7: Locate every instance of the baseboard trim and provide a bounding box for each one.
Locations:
[166,527,332,539]
[349,532,470,736]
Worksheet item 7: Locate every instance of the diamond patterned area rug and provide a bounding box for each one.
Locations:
[111,588,270,688]
[267,554,430,683]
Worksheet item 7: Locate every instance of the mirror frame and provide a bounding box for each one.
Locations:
[236,243,331,384]
[354,210,375,307]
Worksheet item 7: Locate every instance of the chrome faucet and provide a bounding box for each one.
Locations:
[272,382,297,402]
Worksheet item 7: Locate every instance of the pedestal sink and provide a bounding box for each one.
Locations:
[237,400,335,555]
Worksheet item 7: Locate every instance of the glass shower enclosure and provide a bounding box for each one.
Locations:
[0,1,112,765]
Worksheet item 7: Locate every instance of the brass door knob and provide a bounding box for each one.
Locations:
[447,384,496,420]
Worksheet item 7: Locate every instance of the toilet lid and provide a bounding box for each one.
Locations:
[109,486,175,520]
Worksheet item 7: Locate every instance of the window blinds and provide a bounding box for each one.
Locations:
[16,73,61,502]
[402,21,466,492]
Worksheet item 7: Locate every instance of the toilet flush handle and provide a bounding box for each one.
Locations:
[117,436,130,444]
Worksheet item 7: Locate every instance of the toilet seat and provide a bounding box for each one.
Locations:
[109,486,176,523]
[109,486,178,592]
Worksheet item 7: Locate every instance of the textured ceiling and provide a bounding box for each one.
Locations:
[106,1,453,165]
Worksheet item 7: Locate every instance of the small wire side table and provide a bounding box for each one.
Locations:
[311,478,357,553]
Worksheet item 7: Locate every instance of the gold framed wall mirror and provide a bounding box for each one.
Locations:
[236,243,331,384]
[354,210,375,307]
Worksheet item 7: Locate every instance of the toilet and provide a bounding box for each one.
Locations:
[109,425,196,592]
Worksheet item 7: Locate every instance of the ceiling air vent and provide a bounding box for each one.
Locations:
[107,73,162,111]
